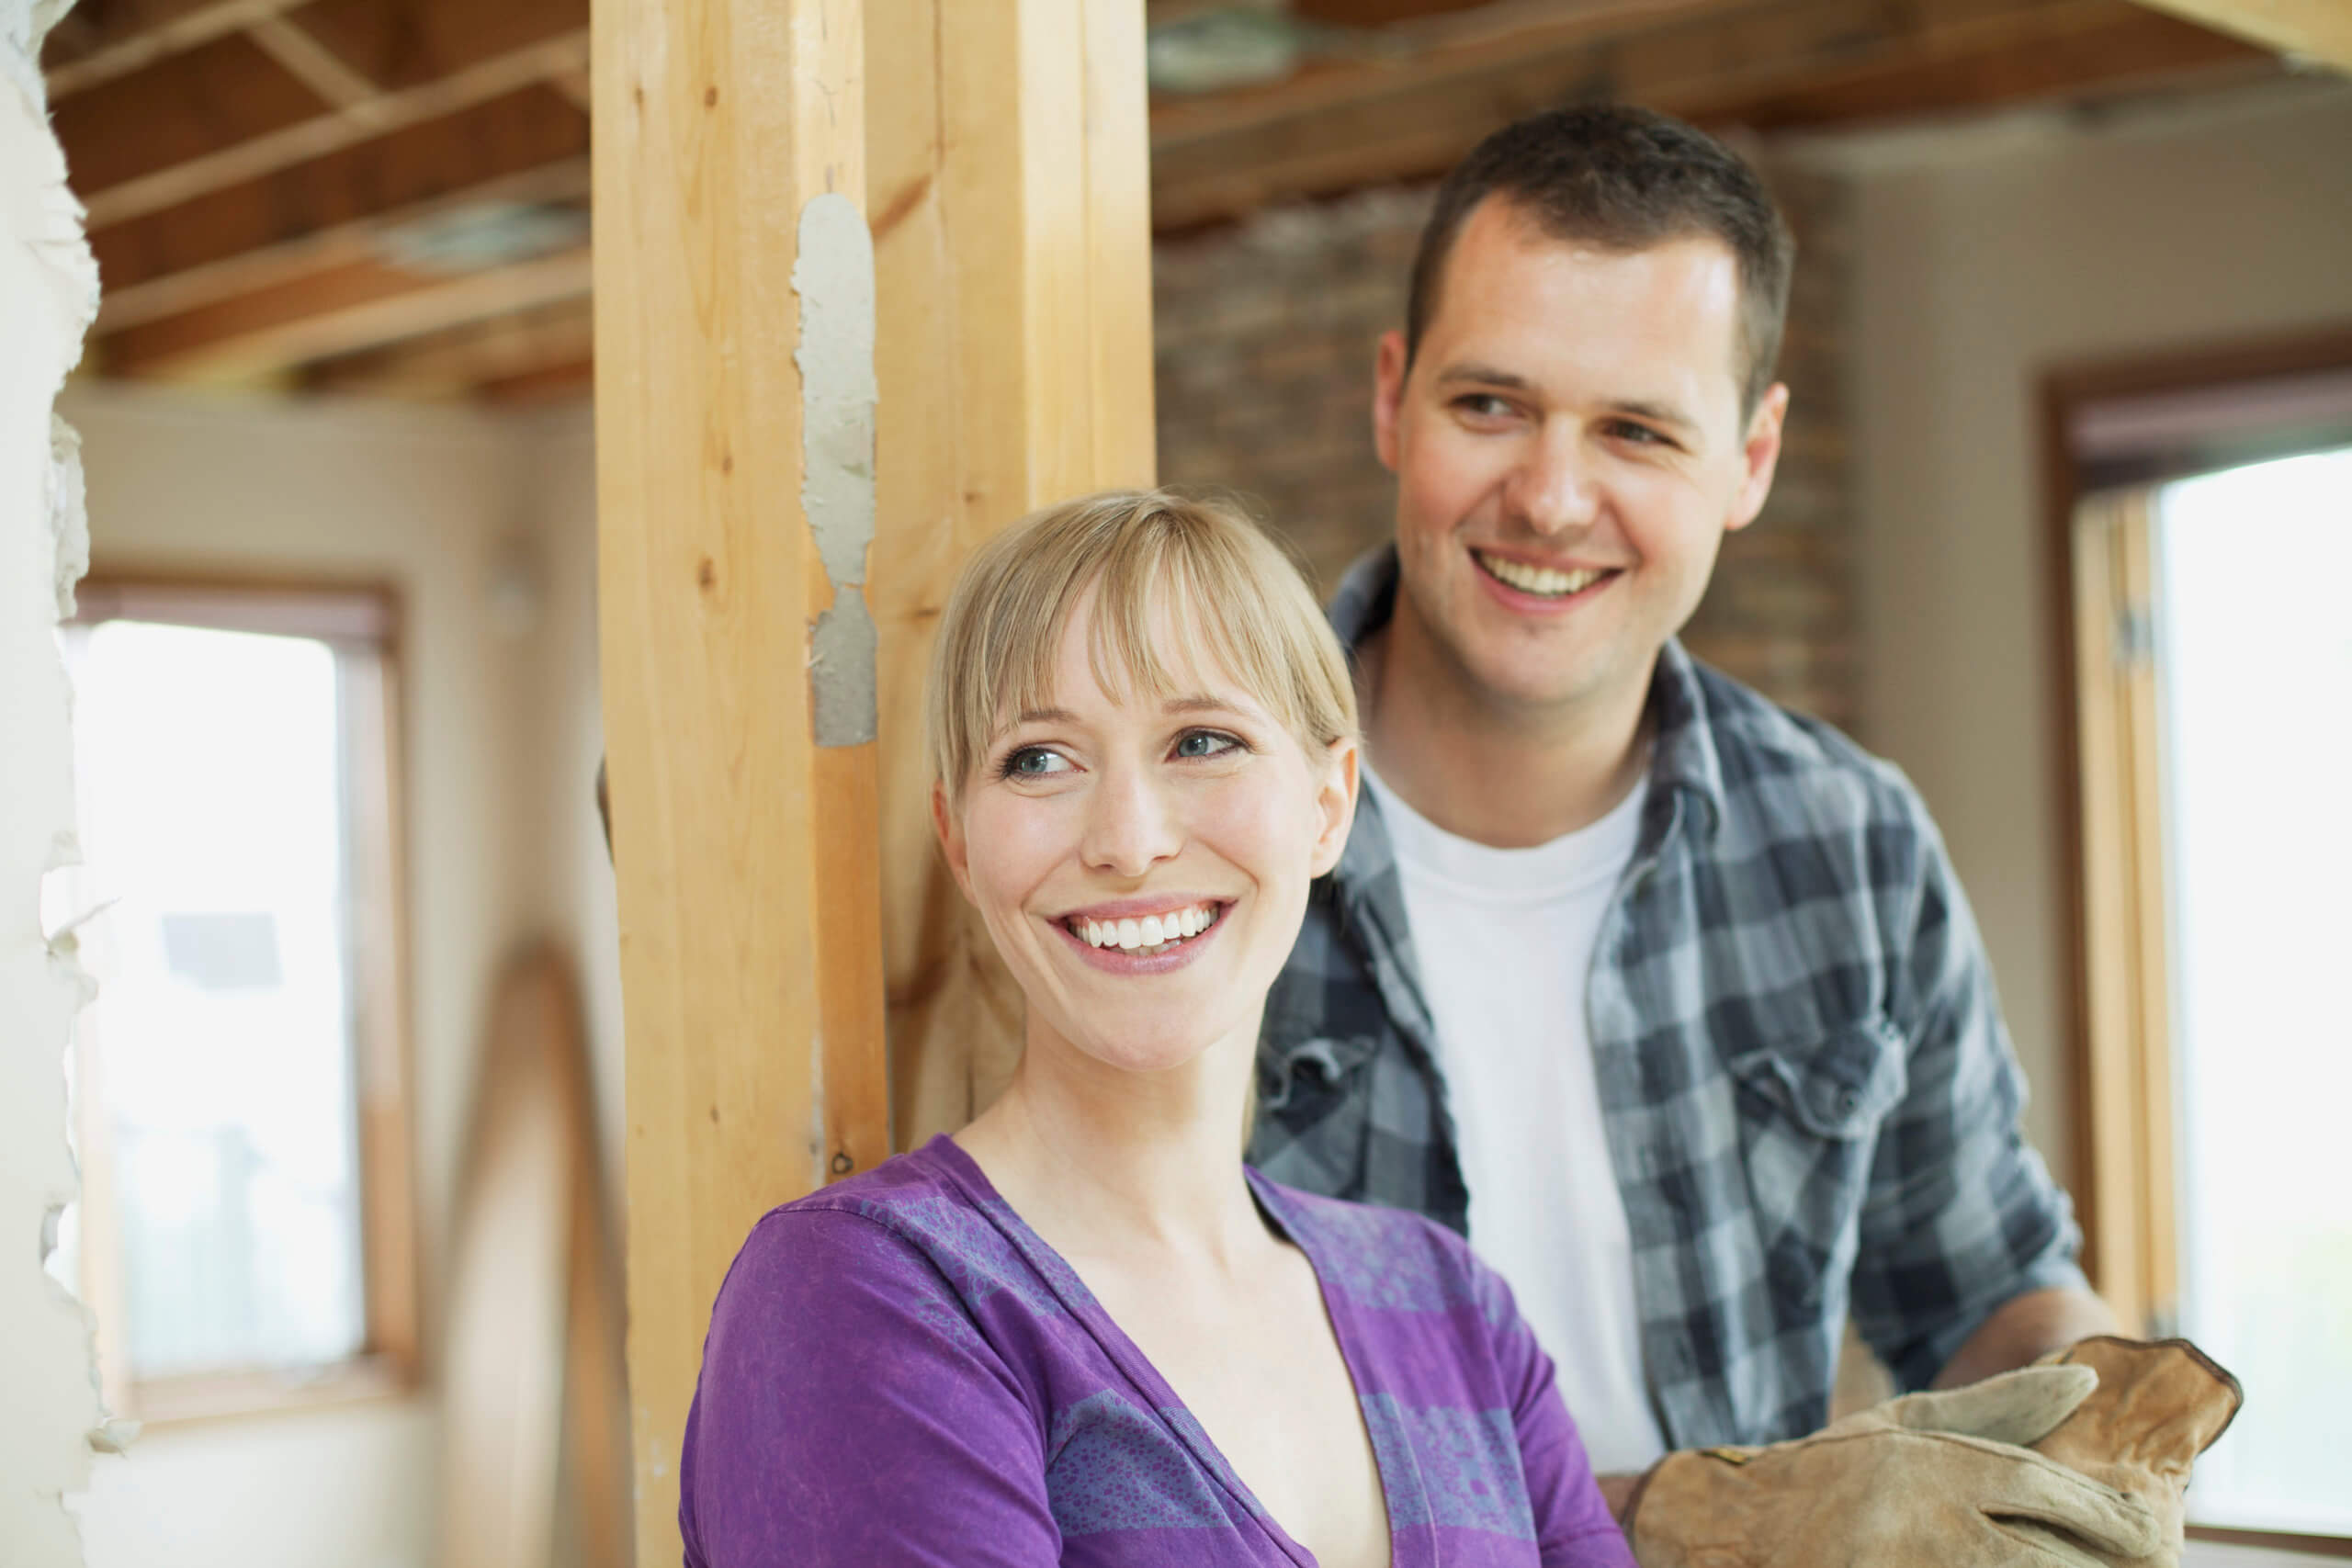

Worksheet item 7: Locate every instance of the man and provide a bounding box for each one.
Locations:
[1249,104,2124,1529]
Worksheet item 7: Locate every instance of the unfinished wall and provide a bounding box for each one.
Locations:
[1153,157,1858,728]
[1849,80,2352,1179]
[51,387,594,1568]
[2,0,103,1559]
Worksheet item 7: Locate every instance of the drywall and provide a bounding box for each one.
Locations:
[1850,82,2352,1175]
[1,0,104,1557]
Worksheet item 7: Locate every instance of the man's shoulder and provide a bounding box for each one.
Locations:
[1679,654,1936,845]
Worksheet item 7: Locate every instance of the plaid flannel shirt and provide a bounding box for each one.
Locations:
[1250,547,2089,1450]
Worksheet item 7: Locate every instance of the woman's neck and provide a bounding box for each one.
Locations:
[955,1024,1272,1273]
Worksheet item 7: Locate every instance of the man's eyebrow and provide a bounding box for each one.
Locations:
[1433,361,1534,390]
[1604,397,1702,434]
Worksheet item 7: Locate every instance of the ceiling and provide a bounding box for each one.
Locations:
[46,0,2284,402]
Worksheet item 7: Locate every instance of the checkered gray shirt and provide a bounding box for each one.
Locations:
[1250,548,2089,1450]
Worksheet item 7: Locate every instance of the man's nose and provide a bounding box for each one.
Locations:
[1080,763,1182,878]
[1507,424,1599,536]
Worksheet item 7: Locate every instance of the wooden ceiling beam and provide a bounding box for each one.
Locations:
[245,13,393,118]
[1148,0,2271,228]
[91,85,589,314]
[75,26,589,228]
[100,245,593,378]
[42,0,308,98]
[2129,0,2352,72]
[300,296,594,398]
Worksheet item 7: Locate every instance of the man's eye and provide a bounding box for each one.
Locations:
[1607,420,1668,446]
[1173,730,1242,760]
[1001,746,1070,778]
[1455,394,1515,420]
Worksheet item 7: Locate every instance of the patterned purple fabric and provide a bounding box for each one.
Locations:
[680,1136,1637,1567]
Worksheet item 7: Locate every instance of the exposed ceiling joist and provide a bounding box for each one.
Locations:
[103,246,593,378]
[302,296,594,399]
[42,0,309,97]
[1148,0,2269,227]
[80,28,590,227]
[2131,0,2352,72]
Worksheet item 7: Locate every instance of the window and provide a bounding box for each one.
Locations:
[2051,335,2352,1550]
[47,578,416,1421]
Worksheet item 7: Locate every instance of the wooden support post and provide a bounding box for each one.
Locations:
[867,0,1158,1147]
[593,1,887,1563]
[598,0,1154,1557]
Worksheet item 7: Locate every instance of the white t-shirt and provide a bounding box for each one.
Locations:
[1362,764,1669,1475]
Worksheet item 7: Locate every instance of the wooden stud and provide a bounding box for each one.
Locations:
[867,0,1157,1148]
[592,3,881,1565]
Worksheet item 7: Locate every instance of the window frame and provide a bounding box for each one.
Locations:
[2040,325,2352,1556]
[65,569,420,1425]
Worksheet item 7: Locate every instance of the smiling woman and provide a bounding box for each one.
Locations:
[675,491,1640,1568]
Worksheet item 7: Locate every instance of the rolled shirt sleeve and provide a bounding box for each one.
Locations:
[1848,812,2092,1392]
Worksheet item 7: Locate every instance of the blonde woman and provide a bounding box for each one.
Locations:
[679,491,1634,1568]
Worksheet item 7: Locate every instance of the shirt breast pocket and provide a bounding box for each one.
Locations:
[1723,1019,1908,1311]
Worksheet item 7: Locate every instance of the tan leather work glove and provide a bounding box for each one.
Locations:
[2029,1337,2244,1565]
[1624,1363,2164,1568]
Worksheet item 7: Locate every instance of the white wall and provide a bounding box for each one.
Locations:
[1,3,104,1561]
[54,386,619,1568]
[1849,82,2352,1180]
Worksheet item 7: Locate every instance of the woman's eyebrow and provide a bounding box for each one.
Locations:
[1012,706,1080,726]
[1161,693,1250,717]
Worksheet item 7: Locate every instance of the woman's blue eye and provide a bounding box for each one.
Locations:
[1174,730,1241,760]
[1002,746,1069,778]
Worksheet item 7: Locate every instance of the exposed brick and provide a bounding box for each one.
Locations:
[1153,158,1857,732]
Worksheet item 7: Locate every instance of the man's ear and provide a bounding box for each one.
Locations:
[1309,735,1361,879]
[1726,381,1790,533]
[933,780,976,904]
[1372,330,1409,475]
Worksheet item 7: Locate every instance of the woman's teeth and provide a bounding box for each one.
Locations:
[1070,903,1221,954]
[1478,551,1607,598]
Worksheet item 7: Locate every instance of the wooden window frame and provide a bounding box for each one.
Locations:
[66,569,420,1426]
[2040,324,2352,1558]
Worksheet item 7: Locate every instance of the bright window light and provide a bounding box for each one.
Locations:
[2155,446,2352,1536]
[67,618,367,1378]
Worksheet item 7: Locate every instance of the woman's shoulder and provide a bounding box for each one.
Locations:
[723,1135,1091,1328]
[1249,1174,1510,1325]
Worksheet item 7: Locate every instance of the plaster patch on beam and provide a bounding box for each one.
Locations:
[791,191,878,749]
[3,14,109,1562]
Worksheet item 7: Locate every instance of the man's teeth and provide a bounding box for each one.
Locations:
[1074,903,1221,953]
[1479,552,1606,598]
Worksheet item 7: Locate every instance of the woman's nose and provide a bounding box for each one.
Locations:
[1080,764,1182,878]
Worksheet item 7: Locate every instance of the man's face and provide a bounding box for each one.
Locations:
[1373,196,1787,719]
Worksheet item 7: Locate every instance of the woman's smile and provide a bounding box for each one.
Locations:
[1051,896,1234,975]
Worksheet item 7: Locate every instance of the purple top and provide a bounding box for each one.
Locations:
[680,1135,1637,1567]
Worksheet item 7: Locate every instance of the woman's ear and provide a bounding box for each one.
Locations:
[933,780,977,903]
[1308,735,1360,879]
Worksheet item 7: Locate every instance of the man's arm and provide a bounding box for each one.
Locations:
[1929,1284,2117,1390]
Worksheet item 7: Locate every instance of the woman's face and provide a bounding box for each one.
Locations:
[935,594,1357,1078]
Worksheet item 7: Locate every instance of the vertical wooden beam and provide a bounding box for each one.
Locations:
[868,0,1158,1147]
[593,2,886,1564]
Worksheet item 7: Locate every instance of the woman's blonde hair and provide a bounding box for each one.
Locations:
[926,490,1357,802]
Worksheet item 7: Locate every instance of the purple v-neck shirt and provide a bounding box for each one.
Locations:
[679,1136,1634,1567]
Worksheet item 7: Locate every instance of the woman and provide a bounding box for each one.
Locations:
[679,491,1634,1568]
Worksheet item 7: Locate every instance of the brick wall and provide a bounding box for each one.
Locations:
[1153,160,1858,734]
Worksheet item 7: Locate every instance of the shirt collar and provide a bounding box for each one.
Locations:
[1328,544,1726,846]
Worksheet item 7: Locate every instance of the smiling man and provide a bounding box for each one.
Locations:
[1250,106,2128,1553]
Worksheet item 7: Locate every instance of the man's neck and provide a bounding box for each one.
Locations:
[1358,612,1655,851]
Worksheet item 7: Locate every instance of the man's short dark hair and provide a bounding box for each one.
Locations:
[1406,104,1796,418]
